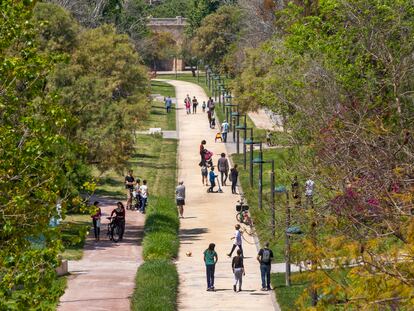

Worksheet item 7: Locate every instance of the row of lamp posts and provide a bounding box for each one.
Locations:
[205,66,293,287]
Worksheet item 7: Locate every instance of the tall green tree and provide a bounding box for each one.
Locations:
[0,1,85,308]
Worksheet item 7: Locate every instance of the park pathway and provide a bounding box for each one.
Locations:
[162,79,279,311]
[58,199,144,311]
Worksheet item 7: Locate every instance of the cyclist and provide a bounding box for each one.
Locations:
[125,170,135,209]
[111,202,125,241]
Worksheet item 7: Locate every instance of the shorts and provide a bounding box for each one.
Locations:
[176,199,185,206]
[202,171,208,177]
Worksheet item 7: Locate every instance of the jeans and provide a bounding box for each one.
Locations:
[140,197,148,213]
[209,180,216,192]
[166,106,171,113]
[222,132,228,142]
[220,171,228,185]
[92,218,100,239]
[260,264,271,289]
[193,105,197,113]
[229,244,243,257]
[234,268,243,288]
[231,179,237,194]
[206,264,215,288]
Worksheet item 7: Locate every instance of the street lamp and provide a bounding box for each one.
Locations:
[235,114,247,154]
[225,103,237,129]
[252,152,274,216]
[231,111,240,142]
[244,136,262,187]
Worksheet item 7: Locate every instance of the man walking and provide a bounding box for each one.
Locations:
[257,242,274,291]
[217,153,229,186]
[221,120,229,143]
[124,170,135,209]
[175,181,186,218]
[192,96,198,114]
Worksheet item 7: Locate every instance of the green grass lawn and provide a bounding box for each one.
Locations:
[151,80,176,97]
[60,214,91,260]
[272,272,309,310]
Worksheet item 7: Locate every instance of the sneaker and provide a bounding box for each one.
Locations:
[206,288,210,291]
[233,285,236,292]
[239,288,242,292]
[267,287,272,291]
[261,287,267,291]
[227,254,231,257]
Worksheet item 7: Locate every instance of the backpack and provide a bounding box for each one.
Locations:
[262,248,271,263]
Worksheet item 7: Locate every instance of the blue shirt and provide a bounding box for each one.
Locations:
[209,171,216,182]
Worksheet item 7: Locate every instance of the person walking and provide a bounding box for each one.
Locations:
[165,96,172,113]
[232,249,245,292]
[139,180,149,213]
[207,108,212,126]
[257,242,274,291]
[192,96,198,114]
[208,167,217,193]
[207,97,215,113]
[227,224,243,257]
[230,164,239,194]
[204,243,218,291]
[185,99,191,115]
[221,120,230,143]
[217,153,229,186]
[91,201,101,242]
[124,170,135,209]
[201,164,208,186]
[111,202,126,241]
[199,140,207,166]
[202,101,206,112]
[175,181,186,218]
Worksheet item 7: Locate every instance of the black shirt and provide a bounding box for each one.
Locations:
[258,248,274,265]
[232,256,244,269]
[125,175,134,189]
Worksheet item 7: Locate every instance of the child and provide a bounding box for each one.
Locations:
[185,99,191,114]
[201,165,208,186]
[210,115,216,129]
[208,167,217,193]
[202,101,206,112]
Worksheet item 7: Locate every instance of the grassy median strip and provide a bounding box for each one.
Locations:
[131,81,179,310]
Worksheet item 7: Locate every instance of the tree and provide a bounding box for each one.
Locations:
[47,24,150,172]
[0,1,86,308]
[191,5,242,71]
[148,0,192,18]
[234,0,414,308]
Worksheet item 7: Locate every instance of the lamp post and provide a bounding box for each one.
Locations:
[244,135,262,188]
[224,93,233,116]
[235,114,247,155]
[225,103,237,129]
[252,149,265,210]
[231,111,240,143]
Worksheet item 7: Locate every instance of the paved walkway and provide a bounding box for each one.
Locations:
[161,79,279,311]
[58,199,144,311]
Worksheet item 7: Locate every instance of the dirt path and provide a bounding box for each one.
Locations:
[162,79,279,311]
[58,199,144,311]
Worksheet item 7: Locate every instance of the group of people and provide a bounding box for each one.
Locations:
[203,237,274,292]
[90,170,149,242]
[184,94,201,114]
[125,170,149,214]
[90,200,126,242]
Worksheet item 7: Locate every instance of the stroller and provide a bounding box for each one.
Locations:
[204,150,214,167]
[215,132,222,142]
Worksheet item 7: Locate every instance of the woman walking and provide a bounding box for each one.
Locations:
[199,140,206,166]
[91,201,101,242]
[203,243,218,291]
[232,249,245,292]
[230,164,239,194]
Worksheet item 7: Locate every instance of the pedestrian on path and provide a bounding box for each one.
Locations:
[221,120,230,143]
[227,224,243,257]
[176,181,186,218]
[202,101,206,112]
[204,243,218,291]
[133,178,141,210]
[207,108,212,126]
[125,170,135,209]
[217,153,229,186]
[208,167,217,193]
[207,97,215,113]
[232,249,245,292]
[192,96,198,114]
[91,201,101,242]
[201,164,208,186]
[185,99,191,115]
[139,180,149,214]
[165,96,172,113]
[210,112,216,129]
[111,202,126,241]
[257,242,274,291]
[199,140,206,166]
[230,165,239,194]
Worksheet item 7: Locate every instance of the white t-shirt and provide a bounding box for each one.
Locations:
[140,185,148,198]
[305,179,314,196]
[234,230,242,246]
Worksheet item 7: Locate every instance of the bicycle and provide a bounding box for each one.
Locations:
[235,194,250,224]
[106,216,122,242]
